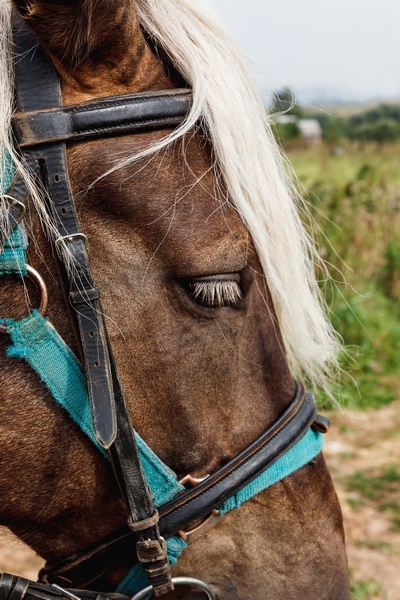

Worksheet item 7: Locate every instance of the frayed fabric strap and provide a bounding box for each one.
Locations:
[0,225,27,275]
[0,150,26,274]
[3,311,184,508]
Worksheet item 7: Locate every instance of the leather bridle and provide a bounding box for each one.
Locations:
[0,13,329,599]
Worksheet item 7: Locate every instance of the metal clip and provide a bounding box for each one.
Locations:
[0,195,26,226]
[178,473,221,544]
[54,233,89,261]
[178,509,220,544]
[136,536,167,564]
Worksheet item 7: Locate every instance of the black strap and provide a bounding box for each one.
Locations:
[12,90,192,147]
[39,383,327,589]
[0,574,126,600]
[12,12,175,596]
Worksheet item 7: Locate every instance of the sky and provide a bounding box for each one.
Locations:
[210,0,400,104]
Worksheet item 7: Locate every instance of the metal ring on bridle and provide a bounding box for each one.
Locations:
[0,264,48,334]
[130,577,217,600]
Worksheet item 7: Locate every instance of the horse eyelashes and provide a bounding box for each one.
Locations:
[187,277,243,308]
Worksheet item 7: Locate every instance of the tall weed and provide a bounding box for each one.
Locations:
[289,142,400,408]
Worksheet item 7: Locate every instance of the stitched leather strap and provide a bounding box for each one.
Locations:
[12,13,175,596]
[13,10,118,447]
[39,383,324,589]
[0,574,125,600]
[12,90,192,147]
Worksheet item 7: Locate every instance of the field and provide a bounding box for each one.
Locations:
[288,141,400,410]
[289,140,400,598]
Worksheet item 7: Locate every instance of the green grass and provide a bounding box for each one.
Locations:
[345,468,400,501]
[351,576,382,600]
[286,141,400,409]
[344,467,400,533]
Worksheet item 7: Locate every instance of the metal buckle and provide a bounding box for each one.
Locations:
[0,195,26,226]
[0,264,48,334]
[178,473,221,544]
[178,509,220,544]
[0,196,26,253]
[54,233,89,260]
[136,535,167,564]
[130,577,217,600]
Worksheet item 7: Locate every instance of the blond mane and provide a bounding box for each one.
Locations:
[0,0,340,389]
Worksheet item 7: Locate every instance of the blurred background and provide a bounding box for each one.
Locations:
[211,1,400,598]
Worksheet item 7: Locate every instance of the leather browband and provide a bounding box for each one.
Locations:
[12,89,193,148]
[39,382,325,588]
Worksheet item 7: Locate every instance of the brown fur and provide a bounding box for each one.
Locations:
[0,1,350,598]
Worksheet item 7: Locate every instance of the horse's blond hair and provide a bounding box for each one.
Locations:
[0,0,340,389]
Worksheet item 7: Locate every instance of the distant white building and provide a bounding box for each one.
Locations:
[297,119,322,141]
[274,115,322,142]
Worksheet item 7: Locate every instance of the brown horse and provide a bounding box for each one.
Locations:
[0,0,350,598]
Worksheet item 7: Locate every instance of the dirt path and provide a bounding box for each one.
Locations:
[1,402,399,599]
[324,400,400,600]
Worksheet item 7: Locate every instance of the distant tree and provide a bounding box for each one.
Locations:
[272,120,300,142]
[322,116,346,144]
[270,88,303,117]
[348,119,400,142]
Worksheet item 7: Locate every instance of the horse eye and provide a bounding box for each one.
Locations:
[187,275,243,308]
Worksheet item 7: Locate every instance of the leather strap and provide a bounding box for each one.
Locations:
[12,13,175,596]
[12,90,192,147]
[0,574,125,600]
[39,383,323,589]
[13,11,117,447]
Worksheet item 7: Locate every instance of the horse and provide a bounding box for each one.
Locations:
[0,0,350,598]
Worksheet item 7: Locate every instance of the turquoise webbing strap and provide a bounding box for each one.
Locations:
[0,150,26,275]
[2,310,324,596]
[1,148,15,191]
[0,225,28,275]
[2,311,184,508]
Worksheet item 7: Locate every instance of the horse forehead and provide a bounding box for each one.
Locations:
[71,135,251,266]
[122,171,250,269]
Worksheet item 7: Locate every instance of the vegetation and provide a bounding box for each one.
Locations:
[344,465,400,539]
[270,87,400,143]
[350,570,382,600]
[307,103,400,143]
[287,142,400,409]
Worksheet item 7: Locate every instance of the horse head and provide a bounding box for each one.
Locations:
[0,1,350,598]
